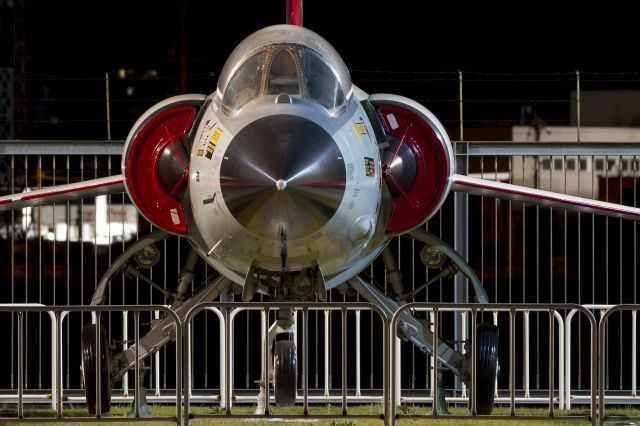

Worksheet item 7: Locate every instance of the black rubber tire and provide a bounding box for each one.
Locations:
[472,323,499,415]
[81,324,112,415]
[273,340,297,406]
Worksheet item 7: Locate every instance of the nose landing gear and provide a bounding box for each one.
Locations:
[273,340,298,406]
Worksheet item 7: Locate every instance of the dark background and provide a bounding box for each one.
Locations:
[19,1,638,74]
[4,1,638,141]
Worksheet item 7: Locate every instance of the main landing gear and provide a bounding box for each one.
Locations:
[80,231,233,415]
[81,325,112,415]
[348,229,499,415]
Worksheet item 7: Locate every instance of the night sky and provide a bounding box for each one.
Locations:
[5,1,638,141]
[19,1,638,76]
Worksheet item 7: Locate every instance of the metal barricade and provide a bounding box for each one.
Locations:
[0,304,182,425]
[182,301,390,426]
[598,304,640,425]
[390,303,598,425]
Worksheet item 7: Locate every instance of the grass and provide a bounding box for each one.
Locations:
[1,403,640,425]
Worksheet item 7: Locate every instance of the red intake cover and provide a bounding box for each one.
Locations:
[375,102,451,234]
[124,105,197,235]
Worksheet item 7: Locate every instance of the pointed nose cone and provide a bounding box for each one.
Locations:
[220,115,346,240]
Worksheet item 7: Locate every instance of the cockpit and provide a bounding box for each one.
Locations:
[216,25,352,115]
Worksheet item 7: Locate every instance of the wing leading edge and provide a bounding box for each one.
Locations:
[0,175,125,211]
[452,174,640,221]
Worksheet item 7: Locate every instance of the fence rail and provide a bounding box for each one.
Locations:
[0,301,638,425]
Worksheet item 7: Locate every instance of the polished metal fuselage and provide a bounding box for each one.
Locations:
[187,91,389,289]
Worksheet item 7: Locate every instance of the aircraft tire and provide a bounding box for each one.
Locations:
[273,340,297,406]
[472,323,499,415]
[81,324,112,415]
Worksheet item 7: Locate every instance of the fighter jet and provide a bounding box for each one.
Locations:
[2,0,639,416]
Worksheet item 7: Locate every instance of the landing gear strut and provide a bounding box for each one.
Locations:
[349,229,499,415]
[84,232,232,415]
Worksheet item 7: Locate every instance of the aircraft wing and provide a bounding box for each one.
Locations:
[451,174,640,221]
[0,174,125,211]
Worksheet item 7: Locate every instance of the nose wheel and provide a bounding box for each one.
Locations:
[273,340,298,406]
[81,324,112,415]
[472,323,499,415]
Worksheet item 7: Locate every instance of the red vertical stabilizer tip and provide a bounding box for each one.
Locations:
[286,0,303,26]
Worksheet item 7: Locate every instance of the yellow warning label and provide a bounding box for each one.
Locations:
[203,128,224,160]
[211,128,223,143]
[351,119,368,140]
[364,157,375,177]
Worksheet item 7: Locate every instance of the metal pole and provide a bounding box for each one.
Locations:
[383,310,389,426]
[395,335,401,408]
[509,309,515,416]
[565,310,575,409]
[430,311,435,398]
[454,70,469,397]
[224,307,231,413]
[96,313,101,417]
[524,311,530,398]
[303,308,309,415]
[123,311,128,397]
[633,310,637,397]
[341,307,347,416]
[576,70,581,142]
[461,311,468,398]
[598,311,606,425]
[493,311,498,399]
[324,309,330,397]
[389,312,397,426]
[459,70,464,141]
[183,322,190,425]
[432,309,440,416]
[175,312,183,426]
[548,310,554,416]
[55,312,62,417]
[263,308,270,416]
[134,311,140,417]
[51,311,58,411]
[219,313,225,407]
[17,311,23,418]
[105,72,111,141]
[155,310,160,397]
[471,309,477,415]
[554,311,565,410]
[355,309,361,397]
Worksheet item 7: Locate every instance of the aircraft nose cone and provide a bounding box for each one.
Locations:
[220,115,346,240]
[275,179,287,191]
